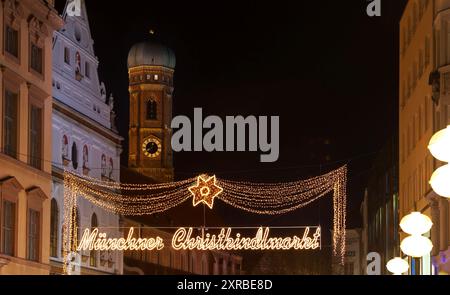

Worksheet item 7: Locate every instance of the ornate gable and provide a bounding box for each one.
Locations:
[0,176,24,193]
[28,15,48,48]
[4,0,24,29]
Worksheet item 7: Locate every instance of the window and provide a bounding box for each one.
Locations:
[154,74,159,81]
[147,100,157,120]
[85,62,90,78]
[3,90,19,158]
[90,213,98,267]
[50,199,59,258]
[72,143,78,169]
[29,105,42,170]
[30,44,43,74]
[64,47,70,64]
[27,209,40,261]
[5,25,19,58]
[1,200,16,256]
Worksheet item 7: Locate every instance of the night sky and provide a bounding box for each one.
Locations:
[55,0,408,232]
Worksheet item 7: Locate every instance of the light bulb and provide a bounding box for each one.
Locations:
[400,212,433,235]
[386,257,409,275]
[428,126,450,162]
[430,164,450,198]
[400,235,433,258]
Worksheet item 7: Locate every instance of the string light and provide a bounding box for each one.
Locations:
[62,165,348,272]
[77,228,164,251]
[75,226,321,252]
[172,227,321,251]
[189,175,223,209]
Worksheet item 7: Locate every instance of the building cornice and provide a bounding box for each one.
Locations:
[22,0,64,31]
[53,100,124,145]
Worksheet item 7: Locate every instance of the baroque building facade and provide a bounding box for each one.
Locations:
[0,0,63,274]
[49,0,123,274]
[399,0,450,275]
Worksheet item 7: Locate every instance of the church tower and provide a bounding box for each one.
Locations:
[127,40,175,182]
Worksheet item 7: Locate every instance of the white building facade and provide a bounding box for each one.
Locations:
[49,1,123,275]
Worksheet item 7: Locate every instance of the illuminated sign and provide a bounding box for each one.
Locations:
[76,226,321,252]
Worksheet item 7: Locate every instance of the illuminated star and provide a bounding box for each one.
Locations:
[189,175,223,209]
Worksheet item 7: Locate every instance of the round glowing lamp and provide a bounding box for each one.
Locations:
[400,235,433,258]
[428,126,450,162]
[386,257,409,275]
[430,164,450,198]
[399,212,433,235]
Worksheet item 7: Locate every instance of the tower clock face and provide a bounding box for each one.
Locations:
[142,138,162,158]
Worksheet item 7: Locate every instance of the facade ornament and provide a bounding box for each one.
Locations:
[429,70,441,105]
[100,82,107,101]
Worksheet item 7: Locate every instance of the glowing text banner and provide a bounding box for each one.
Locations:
[77,226,321,252]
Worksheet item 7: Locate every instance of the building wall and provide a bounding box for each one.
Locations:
[400,0,450,275]
[49,0,123,275]
[0,0,63,274]
[362,139,400,275]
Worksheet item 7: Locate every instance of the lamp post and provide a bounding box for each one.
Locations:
[386,212,433,275]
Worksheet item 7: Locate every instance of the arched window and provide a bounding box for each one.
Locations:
[72,143,78,169]
[82,145,89,168]
[50,199,59,258]
[101,154,106,177]
[146,99,157,120]
[90,213,98,267]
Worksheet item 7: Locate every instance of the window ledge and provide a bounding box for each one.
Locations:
[0,152,51,180]
[0,253,50,271]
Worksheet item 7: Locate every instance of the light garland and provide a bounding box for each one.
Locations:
[62,165,347,273]
[75,226,321,252]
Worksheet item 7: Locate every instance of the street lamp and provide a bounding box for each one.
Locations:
[428,126,450,162]
[386,257,409,275]
[398,212,433,265]
[400,235,433,258]
[399,212,433,236]
[430,165,450,198]
[428,125,450,198]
